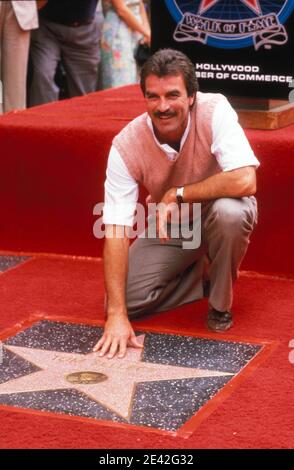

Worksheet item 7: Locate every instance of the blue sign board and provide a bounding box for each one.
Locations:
[151,1,294,99]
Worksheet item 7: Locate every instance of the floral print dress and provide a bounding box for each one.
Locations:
[101,0,142,89]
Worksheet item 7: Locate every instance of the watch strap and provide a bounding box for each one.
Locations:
[176,186,184,205]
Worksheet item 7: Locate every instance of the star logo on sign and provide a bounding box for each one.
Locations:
[198,0,262,15]
[0,335,232,420]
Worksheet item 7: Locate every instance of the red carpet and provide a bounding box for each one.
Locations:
[0,85,293,275]
[0,256,293,448]
[0,86,293,448]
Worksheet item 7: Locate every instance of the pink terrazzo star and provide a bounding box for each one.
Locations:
[1,335,232,420]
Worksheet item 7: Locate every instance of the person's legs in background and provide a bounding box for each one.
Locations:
[0,1,30,113]
[61,18,101,97]
[29,18,61,106]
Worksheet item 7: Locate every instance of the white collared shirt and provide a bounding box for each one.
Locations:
[103,98,260,226]
[145,113,191,161]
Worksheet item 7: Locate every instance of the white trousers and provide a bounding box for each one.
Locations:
[0,1,30,113]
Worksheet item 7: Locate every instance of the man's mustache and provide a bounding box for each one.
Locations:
[154,111,176,118]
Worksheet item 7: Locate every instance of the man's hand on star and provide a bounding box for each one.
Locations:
[93,315,143,359]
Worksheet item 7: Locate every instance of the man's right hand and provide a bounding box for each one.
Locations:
[93,315,143,359]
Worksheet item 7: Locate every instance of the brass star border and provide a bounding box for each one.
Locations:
[0,314,278,438]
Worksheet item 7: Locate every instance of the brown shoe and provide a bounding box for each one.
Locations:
[207,308,233,332]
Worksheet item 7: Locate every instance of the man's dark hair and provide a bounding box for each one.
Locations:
[140,48,199,97]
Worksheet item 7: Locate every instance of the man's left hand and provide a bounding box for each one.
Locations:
[156,187,178,241]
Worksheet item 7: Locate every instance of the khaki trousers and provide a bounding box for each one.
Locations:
[0,1,30,113]
[126,196,258,316]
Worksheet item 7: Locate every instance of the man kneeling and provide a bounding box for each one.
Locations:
[94,48,259,359]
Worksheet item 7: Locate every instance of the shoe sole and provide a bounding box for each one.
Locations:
[206,318,233,333]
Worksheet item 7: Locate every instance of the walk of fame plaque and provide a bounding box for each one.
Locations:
[0,318,272,436]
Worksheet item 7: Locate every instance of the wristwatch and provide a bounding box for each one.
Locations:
[176,186,185,205]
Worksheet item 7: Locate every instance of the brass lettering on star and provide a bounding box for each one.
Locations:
[65,371,108,385]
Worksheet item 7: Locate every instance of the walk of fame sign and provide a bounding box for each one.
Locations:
[151,1,294,100]
[0,319,270,436]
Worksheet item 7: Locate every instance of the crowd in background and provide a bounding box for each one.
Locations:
[0,0,151,114]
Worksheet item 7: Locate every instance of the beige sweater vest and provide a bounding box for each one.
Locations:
[113,92,225,203]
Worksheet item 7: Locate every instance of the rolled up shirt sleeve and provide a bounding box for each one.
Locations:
[103,145,139,227]
[211,98,260,172]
